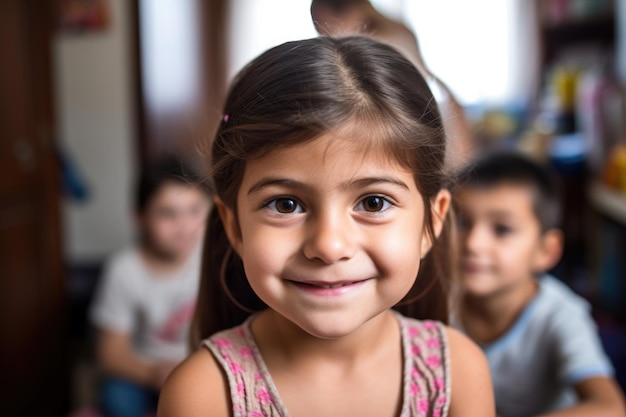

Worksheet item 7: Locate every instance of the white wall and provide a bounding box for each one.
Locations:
[54,0,136,263]
[405,0,538,106]
[228,0,317,80]
[228,0,535,107]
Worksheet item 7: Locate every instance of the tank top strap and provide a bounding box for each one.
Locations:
[203,318,290,417]
[396,313,451,417]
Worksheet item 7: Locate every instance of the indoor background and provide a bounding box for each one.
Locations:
[1,0,625,415]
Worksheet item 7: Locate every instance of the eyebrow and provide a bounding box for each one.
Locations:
[246,176,410,195]
[484,210,517,221]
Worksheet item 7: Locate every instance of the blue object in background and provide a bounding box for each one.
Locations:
[548,132,587,175]
[57,145,90,202]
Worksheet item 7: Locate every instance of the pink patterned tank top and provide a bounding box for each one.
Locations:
[203,311,451,417]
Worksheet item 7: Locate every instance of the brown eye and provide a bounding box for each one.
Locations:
[273,198,299,213]
[361,196,385,212]
[494,224,513,236]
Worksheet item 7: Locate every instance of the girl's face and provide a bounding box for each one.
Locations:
[141,181,211,261]
[218,128,450,339]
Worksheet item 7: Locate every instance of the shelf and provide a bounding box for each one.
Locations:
[539,14,615,67]
[588,182,626,225]
[541,15,614,34]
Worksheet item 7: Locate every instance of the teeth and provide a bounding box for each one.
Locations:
[319,282,352,288]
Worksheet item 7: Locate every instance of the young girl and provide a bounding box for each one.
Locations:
[158,36,493,417]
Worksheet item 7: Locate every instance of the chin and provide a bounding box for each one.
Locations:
[300,324,359,340]
[464,289,495,299]
[168,243,196,257]
[290,311,383,340]
[461,280,498,298]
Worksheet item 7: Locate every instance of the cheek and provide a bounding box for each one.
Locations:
[150,218,179,242]
[495,240,537,272]
[372,218,424,280]
[181,214,202,235]
[238,224,294,278]
[237,229,297,305]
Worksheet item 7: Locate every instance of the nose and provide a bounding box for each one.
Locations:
[302,211,357,264]
[461,223,488,255]
[177,211,205,238]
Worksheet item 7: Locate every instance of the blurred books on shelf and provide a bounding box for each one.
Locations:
[589,181,626,226]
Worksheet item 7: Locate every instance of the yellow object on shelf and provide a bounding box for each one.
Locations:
[552,67,579,111]
[602,142,626,194]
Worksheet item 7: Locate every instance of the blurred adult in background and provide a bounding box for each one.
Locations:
[89,159,211,417]
[310,0,475,169]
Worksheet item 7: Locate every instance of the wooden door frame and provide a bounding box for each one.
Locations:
[0,0,67,415]
[130,0,230,167]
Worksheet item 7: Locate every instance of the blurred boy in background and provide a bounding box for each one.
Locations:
[90,159,211,417]
[453,152,625,417]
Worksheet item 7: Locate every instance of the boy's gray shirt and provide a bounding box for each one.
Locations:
[453,274,614,417]
[90,246,201,362]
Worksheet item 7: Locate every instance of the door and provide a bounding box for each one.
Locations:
[134,0,228,163]
[0,1,68,416]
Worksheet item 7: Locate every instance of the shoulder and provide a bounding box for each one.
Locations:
[536,276,595,334]
[397,317,494,415]
[102,247,143,280]
[158,347,230,417]
[446,327,490,382]
[92,248,142,301]
[539,275,590,312]
[445,327,495,417]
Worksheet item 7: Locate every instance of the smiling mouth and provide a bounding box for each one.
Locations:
[285,279,370,295]
[299,281,361,289]
[462,263,491,274]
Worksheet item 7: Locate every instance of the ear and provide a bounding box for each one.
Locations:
[215,197,243,255]
[420,189,452,255]
[533,228,563,272]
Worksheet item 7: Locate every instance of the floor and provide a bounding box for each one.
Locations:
[67,263,102,414]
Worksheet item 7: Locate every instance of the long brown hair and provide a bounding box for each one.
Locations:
[191,36,452,346]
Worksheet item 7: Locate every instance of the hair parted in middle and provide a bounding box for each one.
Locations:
[191,35,453,345]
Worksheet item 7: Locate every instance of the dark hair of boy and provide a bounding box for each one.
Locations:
[455,152,562,232]
[310,0,367,13]
[135,157,210,214]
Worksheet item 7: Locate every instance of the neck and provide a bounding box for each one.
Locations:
[252,309,398,367]
[140,244,190,275]
[461,278,538,344]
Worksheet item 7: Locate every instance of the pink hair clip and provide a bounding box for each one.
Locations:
[223,114,229,123]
